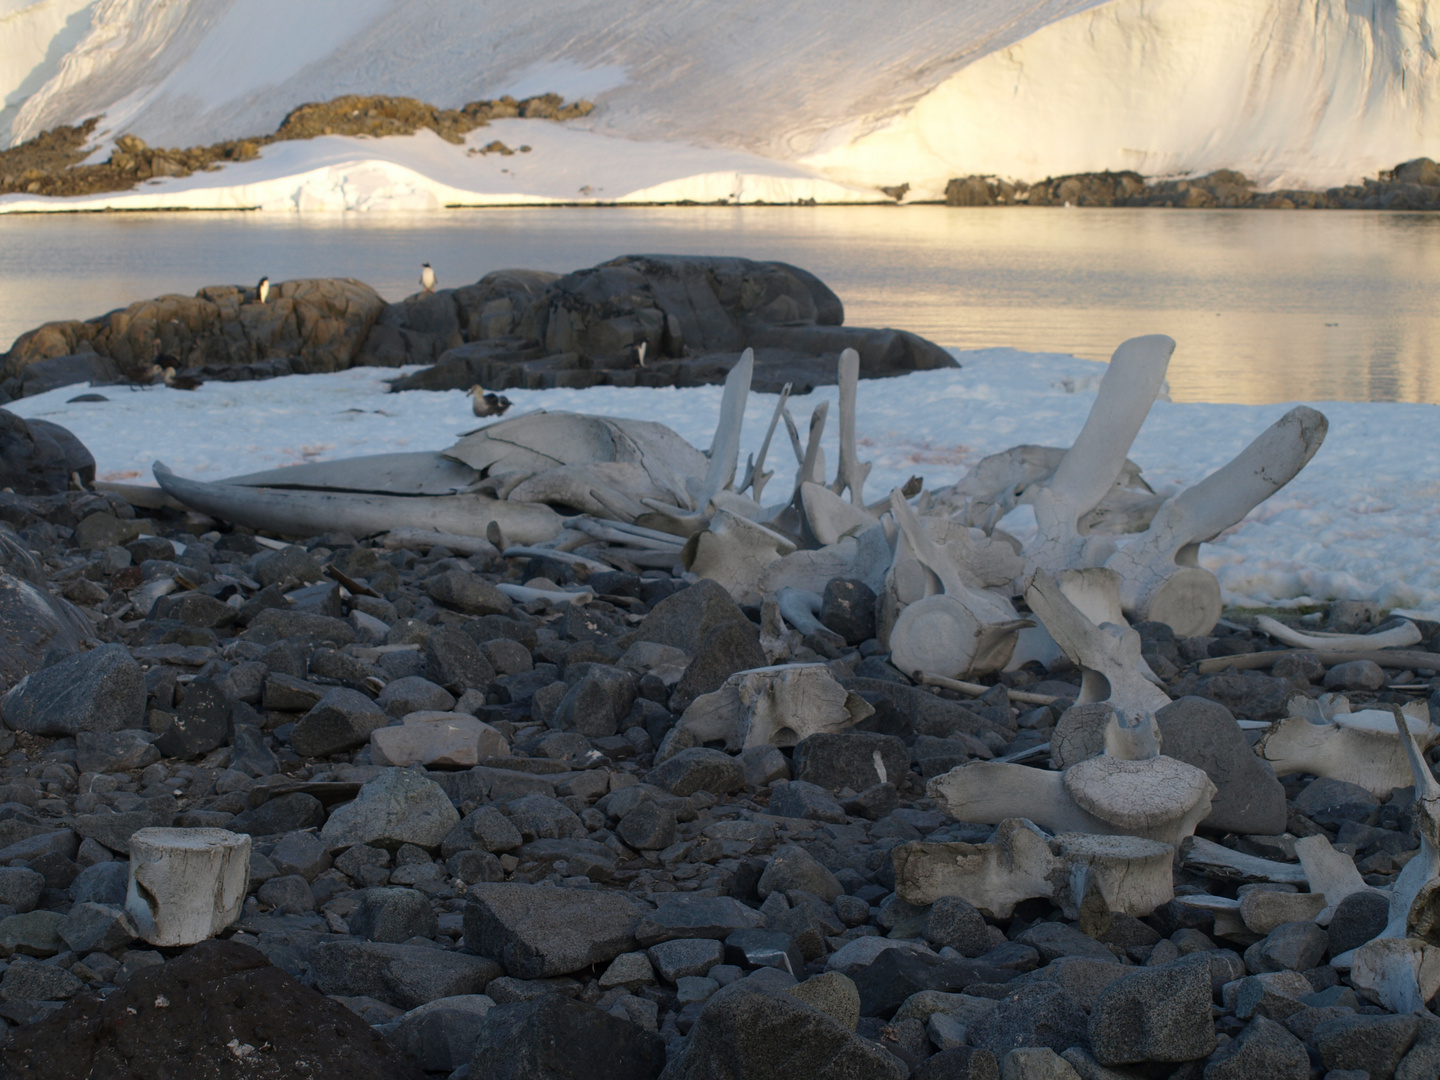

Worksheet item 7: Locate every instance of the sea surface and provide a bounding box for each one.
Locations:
[1,205,1436,404]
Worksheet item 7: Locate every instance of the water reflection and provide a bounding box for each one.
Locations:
[0,206,1435,404]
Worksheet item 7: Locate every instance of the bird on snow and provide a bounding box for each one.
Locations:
[420,263,436,293]
[161,366,204,391]
[469,386,512,417]
[256,275,270,303]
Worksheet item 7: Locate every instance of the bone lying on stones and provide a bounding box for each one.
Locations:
[886,490,1031,680]
[1170,893,1250,939]
[493,582,595,607]
[759,522,893,599]
[801,482,878,547]
[499,545,613,574]
[380,528,500,558]
[674,663,871,751]
[1179,836,1308,886]
[775,588,845,647]
[154,462,565,545]
[1293,834,1376,923]
[759,597,804,663]
[1257,699,1438,797]
[1023,569,1170,715]
[829,348,871,506]
[1381,707,1440,942]
[1023,335,1175,576]
[125,827,251,946]
[891,819,1174,918]
[684,510,797,607]
[1254,614,1422,652]
[1348,937,1440,1014]
[1103,407,1328,637]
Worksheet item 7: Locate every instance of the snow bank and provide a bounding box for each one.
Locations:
[9,349,1440,619]
[3,0,1435,209]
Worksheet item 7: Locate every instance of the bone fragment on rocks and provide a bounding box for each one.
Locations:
[676,663,868,751]
[690,348,753,509]
[380,528,500,558]
[1291,834,1376,923]
[1052,833,1175,919]
[828,348,872,506]
[683,510,796,607]
[1103,406,1328,637]
[759,597,804,664]
[1179,836,1308,885]
[1022,335,1175,576]
[759,522,893,599]
[1195,647,1440,674]
[738,381,791,505]
[1257,699,1438,798]
[775,587,845,647]
[800,482,879,547]
[1380,706,1440,943]
[917,672,1061,708]
[493,582,594,607]
[126,827,251,947]
[1348,937,1440,1014]
[1023,569,1170,715]
[1254,613,1421,652]
[498,545,613,573]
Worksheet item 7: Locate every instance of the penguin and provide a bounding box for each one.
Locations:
[257,275,270,303]
[626,340,648,369]
[420,263,436,293]
[162,366,203,391]
[469,385,512,417]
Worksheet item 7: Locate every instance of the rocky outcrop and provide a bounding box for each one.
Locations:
[386,255,956,394]
[0,409,94,494]
[943,157,1440,211]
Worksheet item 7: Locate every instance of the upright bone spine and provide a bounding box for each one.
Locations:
[126,827,251,946]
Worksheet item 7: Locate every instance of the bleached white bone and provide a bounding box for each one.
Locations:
[1024,335,1175,575]
[684,509,796,606]
[126,827,251,946]
[1293,834,1374,923]
[891,818,1059,917]
[1178,836,1308,885]
[493,582,595,607]
[1257,701,1438,798]
[380,528,500,558]
[1254,614,1421,653]
[1349,937,1440,1015]
[1105,407,1328,637]
[796,401,829,492]
[801,482,878,546]
[887,490,1030,680]
[775,587,844,646]
[829,348,872,506]
[1380,707,1440,942]
[499,545,613,573]
[759,523,894,600]
[736,663,871,748]
[1053,832,1175,919]
[692,348,754,508]
[1024,570,1170,715]
[739,382,792,505]
[759,597,803,664]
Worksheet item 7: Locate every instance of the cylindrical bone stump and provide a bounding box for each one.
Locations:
[126,827,251,946]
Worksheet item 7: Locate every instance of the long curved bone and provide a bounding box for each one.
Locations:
[691,348,754,508]
[1023,569,1170,714]
[1104,407,1328,637]
[153,463,564,545]
[1382,707,1440,942]
[739,382,792,505]
[1254,614,1420,653]
[1025,335,1175,575]
[829,348,871,506]
[493,583,594,607]
[775,587,844,646]
[887,490,1031,680]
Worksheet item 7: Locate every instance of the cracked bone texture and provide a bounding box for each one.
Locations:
[125,827,251,947]
[1257,703,1439,798]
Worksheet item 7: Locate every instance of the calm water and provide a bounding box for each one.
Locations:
[1,206,1436,404]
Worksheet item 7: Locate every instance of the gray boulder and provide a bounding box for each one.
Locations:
[470,995,666,1080]
[793,731,909,794]
[757,844,843,903]
[645,747,745,797]
[310,940,500,1010]
[465,882,648,978]
[968,982,1088,1057]
[387,995,495,1073]
[1203,1015,1309,1080]
[1155,697,1286,834]
[0,408,94,495]
[2,642,143,736]
[349,887,439,943]
[553,665,636,738]
[319,768,460,852]
[290,686,388,757]
[1088,954,1217,1065]
[659,980,907,1079]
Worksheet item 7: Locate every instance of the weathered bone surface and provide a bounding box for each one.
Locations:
[673,663,869,751]
[1293,834,1375,922]
[126,827,251,946]
[1257,697,1438,797]
[1349,937,1440,1014]
[1179,836,1309,885]
[1381,708,1440,942]
[829,348,872,506]
[801,482,879,547]
[1103,407,1327,636]
[683,510,796,607]
[1053,832,1175,919]
[738,382,791,505]
[1023,335,1175,576]
[1254,613,1422,652]
[1023,569,1170,715]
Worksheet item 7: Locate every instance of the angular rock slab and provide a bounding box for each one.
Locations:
[319,768,460,853]
[1156,696,1286,835]
[371,712,510,767]
[2,641,142,736]
[125,827,250,946]
[464,882,648,979]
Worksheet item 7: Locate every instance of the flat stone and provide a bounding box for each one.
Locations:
[467,995,666,1080]
[1,642,144,736]
[645,747,745,797]
[757,844,843,904]
[1313,1013,1421,1079]
[1239,889,1326,935]
[227,792,325,838]
[464,882,647,979]
[636,896,764,946]
[311,939,501,1011]
[387,995,495,1074]
[1243,921,1328,973]
[1156,697,1286,835]
[647,938,725,982]
[371,712,509,768]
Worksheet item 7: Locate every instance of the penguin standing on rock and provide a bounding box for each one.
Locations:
[256,276,270,303]
[468,385,511,417]
[420,263,436,293]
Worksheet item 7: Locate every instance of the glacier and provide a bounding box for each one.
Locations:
[0,0,1436,209]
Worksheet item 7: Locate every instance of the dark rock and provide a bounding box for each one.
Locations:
[1087,954,1217,1065]
[1016,922,1118,964]
[1313,1013,1420,1079]
[767,780,847,823]
[350,887,439,942]
[0,409,94,495]
[228,792,325,837]
[671,621,766,710]
[465,882,647,978]
[853,948,1009,1019]
[793,731,909,794]
[1156,697,1286,835]
[1244,921,1328,973]
[289,687,388,757]
[388,995,495,1073]
[1397,1017,1440,1080]
[75,729,160,774]
[648,938,726,981]
[658,980,907,1079]
[470,995,666,1080]
[320,768,459,852]
[256,873,315,913]
[1187,671,1293,721]
[310,939,501,1010]
[968,982,1089,1057]
[0,867,44,913]
[377,674,455,717]
[1324,659,1387,691]
[1294,777,1380,830]
[626,579,750,655]
[757,844,843,903]
[506,793,582,840]
[820,579,877,645]
[0,955,85,1001]
[646,747,746,796]
[922,896,992,957]
[268,830,332,881]
[913,1047,1000,1080]
[724,928,805,974]
[0,939,424,1079]
[1010,957,1132,1012]
[247,607,357,644]
[553,665,636,738]
[635,896,765,946]
[1,642,143,736]
[74,806,169,854]
[56,901,137,953]
[427,569,514,616]
[152,678,232,760]
[425,626,497,694]
[1203,1015,1309,1079]
[617,800,678,850]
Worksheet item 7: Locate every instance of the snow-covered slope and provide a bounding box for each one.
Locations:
[1,0,1436,209]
